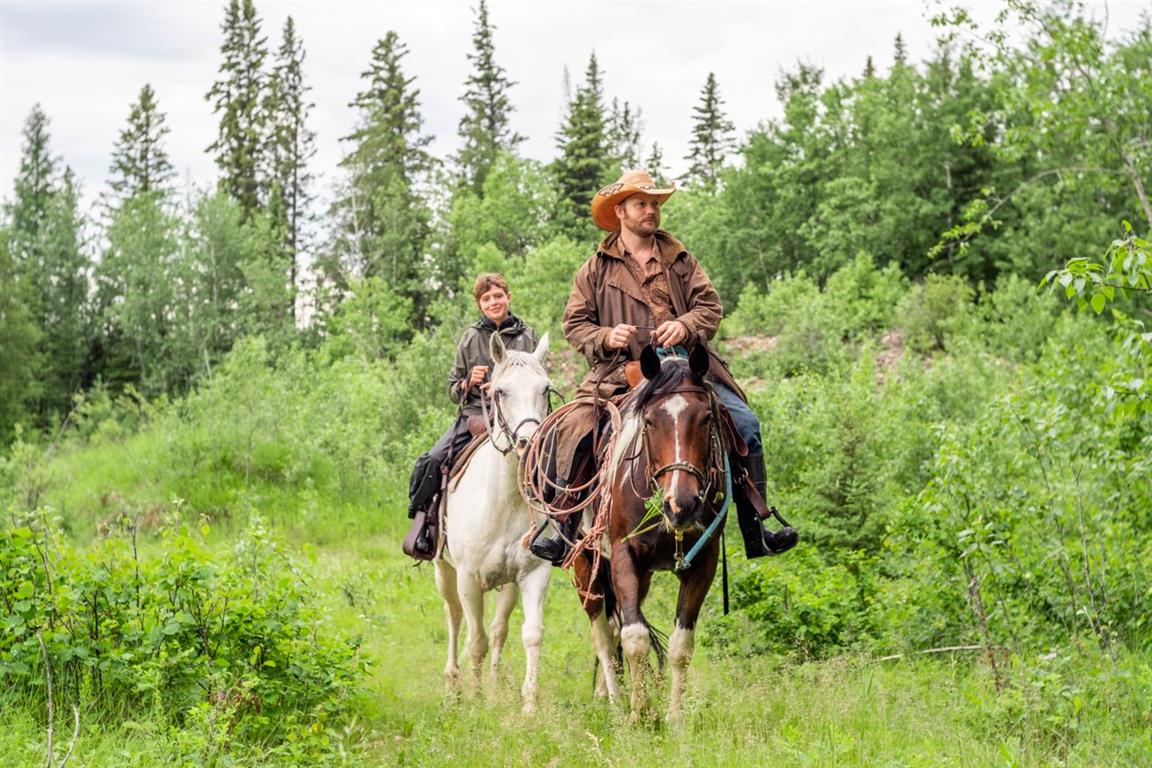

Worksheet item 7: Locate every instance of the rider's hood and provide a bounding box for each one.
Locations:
[475,313,530,337]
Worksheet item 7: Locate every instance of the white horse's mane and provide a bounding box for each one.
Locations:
[492,349,547,378]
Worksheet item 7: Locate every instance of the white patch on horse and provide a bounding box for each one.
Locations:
[662,394,689,500]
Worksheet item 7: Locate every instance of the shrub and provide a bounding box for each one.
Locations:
[897,273,975,353]
[0,511,365,747]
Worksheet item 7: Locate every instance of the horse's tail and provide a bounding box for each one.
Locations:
[595,551,617,623]
[645,620,668,671]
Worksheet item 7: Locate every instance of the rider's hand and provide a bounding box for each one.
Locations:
[653,320,688,348]
[605,324,637,351]
[463,365,489,393]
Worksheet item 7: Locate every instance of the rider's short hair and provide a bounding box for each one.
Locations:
[473,273,510,301]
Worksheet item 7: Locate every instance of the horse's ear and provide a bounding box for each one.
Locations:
[640,345,661,380]
[489,331,507,364]
[689,343,710,378]
[533,332,550,363]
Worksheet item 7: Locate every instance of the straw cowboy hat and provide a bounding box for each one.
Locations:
[590,169,676,231]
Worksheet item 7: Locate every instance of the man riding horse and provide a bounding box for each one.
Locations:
[529,169,798,564]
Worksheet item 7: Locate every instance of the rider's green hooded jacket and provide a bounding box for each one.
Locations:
[448,314,539,417]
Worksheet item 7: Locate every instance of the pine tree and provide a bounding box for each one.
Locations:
[553,53,614,233]
[109,84,175,201]
[265,15,316,322]
[331,31,434,324]
[864,55,877,79]
[0,227,43,443]
[893,33,908,66]
[684,72,736,192]
[456,0,523,194]
[206,0,268,219]
[607,98,643,171]
[5,107,91,422]
[6,105,56,253]
[645,142,669,186]
[33,170,90,419]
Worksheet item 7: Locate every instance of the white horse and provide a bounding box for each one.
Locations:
[434,331,553,713]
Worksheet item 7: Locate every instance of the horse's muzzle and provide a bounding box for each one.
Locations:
[663,494,705,533]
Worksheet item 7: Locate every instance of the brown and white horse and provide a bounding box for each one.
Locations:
[574,344,730,720]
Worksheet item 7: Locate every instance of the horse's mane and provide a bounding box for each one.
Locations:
[607,357,706,479]
[491,349,547,379]
[625,357,704,416]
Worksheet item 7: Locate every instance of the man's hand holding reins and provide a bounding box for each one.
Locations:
[653,319,688,348]
[605,324,637,350]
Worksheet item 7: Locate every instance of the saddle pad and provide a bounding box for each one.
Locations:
[446,432,489,490]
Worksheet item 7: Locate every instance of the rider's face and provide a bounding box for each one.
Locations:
[615,194,661,237]
[478,285,510,325]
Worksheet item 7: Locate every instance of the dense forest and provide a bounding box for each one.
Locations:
[2,1,1150,766]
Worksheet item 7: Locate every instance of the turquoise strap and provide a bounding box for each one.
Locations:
[675,453,731,572]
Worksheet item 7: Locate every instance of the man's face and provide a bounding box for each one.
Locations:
[478,285,511,325]
[615,193,661,238]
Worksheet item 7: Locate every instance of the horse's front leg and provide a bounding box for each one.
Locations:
[517,564,550,714]
[489,581,519,685]
[668,546,719,722]
[434,559,463,688]
[456,571,488,684]
[613,546,655,719]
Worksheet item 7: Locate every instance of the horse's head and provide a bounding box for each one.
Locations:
[487,331,552,456]
[633,344,717,534]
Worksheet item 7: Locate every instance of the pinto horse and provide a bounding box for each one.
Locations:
[434,331,552,713]
[574,343,730,719]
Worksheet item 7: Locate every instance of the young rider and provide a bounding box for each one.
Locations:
[404,273,539,557]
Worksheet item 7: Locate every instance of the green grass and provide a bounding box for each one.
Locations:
[5,442,1151,767]
[9,526,1148,767]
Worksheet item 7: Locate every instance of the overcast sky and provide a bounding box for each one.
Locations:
[2,0,1149,212]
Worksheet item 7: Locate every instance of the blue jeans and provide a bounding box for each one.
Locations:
[714,383,762,456]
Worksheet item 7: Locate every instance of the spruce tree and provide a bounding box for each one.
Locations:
[893,33,908,66]
[33,171,90,420]
[109,84,175,201]
[456,0,523,193]
[0,227,43,443]
[331,31,434,324]
[98,87,180,393]
[684,72,736,192]
[607,98,643,171]
[5,107,91,422]
[7,104,56,253]
[265,15,316,322]
[645,142,669,186]
[206,0,268,219]
[553,53,613,234]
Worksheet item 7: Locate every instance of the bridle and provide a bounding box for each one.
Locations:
[638,382,726,519]
[481,378,561,456]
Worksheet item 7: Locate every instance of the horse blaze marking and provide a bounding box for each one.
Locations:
[661,395,689,501]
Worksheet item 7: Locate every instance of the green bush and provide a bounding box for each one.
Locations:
[897,273,975,353]
[0,511,365,748]
[709,547,882,658]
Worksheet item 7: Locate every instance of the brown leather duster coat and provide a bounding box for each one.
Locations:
[562,229,742,400]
